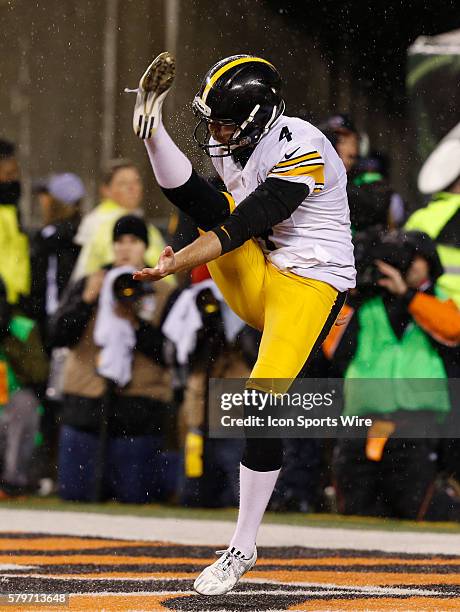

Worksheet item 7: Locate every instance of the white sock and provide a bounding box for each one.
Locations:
[144,121,192,189]
[229,463,281,558]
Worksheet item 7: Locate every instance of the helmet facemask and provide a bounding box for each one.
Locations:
[192,98,285,158]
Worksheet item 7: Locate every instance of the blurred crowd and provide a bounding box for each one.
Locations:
[0,113,460,522]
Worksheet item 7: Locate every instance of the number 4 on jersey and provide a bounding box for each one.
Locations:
[279,126,292,142]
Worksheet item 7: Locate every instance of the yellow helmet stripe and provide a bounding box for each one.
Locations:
[202,56,274,104]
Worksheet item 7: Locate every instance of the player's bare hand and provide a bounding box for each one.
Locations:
[133,246,176,281]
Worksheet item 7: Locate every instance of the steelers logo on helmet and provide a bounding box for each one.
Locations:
[192,54,285,157]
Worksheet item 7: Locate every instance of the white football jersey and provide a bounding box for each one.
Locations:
[210,115,356,292]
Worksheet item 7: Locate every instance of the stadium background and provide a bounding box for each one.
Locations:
[0,0,459,225]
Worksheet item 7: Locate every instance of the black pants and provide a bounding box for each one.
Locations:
[333,437,460,521]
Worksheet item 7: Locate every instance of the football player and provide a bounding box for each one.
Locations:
[130,52,356,595]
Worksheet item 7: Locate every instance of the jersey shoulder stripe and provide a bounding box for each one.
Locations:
[274,151,321,168]
[270,160,324,176]
[268,153,325,189]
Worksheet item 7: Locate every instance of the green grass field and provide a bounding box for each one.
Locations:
[2,495,460,534]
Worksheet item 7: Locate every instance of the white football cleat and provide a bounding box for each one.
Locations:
[126,51,175,140]
[193,546,257,596]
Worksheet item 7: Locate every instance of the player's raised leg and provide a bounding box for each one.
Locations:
[128,52,231,224]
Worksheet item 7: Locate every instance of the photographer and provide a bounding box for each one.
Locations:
[161,266,248,507]
[51,215,174,503]
[26,173,85,487]
[317,116,404,232]
[406,122,460,306]
[326,230,460,520]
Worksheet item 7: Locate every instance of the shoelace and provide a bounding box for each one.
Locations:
[215,549,234,572]
[211,548,250,583]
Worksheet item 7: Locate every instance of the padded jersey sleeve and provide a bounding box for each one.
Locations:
[264,122,325,195]
[268,147,325,194]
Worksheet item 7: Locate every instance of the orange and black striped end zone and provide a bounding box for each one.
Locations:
[0,533,459,611]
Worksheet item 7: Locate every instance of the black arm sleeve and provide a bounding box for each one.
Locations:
[212,178,309,254]
[49,279,95,348]
[161,170,230,231]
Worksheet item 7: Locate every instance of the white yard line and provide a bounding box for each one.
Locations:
[2,574,456,597]
[0,508,459,555]
[0,579,454,599]
[0,589,438,597]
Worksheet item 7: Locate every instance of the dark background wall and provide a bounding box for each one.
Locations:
[0,0,459,226]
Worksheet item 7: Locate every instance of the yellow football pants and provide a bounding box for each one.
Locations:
[207,236,339,394]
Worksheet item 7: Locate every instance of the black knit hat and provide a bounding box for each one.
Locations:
[403,230,444,281]
[113,215,149,246]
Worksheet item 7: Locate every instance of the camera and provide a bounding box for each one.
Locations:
[354,229,416,294]
[112,273,152,303]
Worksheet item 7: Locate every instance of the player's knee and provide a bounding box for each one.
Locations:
[242,437,283,471]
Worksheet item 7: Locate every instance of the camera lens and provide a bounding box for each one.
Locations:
[113,274,142,302]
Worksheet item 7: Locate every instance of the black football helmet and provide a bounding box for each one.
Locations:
[192,55,285,157]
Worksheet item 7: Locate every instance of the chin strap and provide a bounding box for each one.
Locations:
[232,104,261,144]
[262,101,283,135]
[234,100,284,148]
